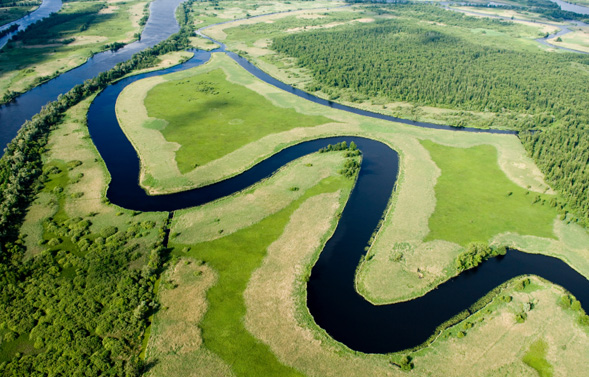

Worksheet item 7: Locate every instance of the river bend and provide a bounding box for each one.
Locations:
[87,50,589,353]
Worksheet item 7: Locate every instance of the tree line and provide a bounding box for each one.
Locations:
[271,5,589,225]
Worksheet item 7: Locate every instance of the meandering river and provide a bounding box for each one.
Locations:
[3,0,589,354]
[88,48,589,353]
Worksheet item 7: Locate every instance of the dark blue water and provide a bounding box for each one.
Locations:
[86,51,589,354]
[0,0,186,152]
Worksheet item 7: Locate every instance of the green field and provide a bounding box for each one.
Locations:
[144,67,329,173]
[422,141,558,245]
[170,174,354,376]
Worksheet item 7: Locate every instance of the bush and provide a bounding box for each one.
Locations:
[455,242,506,271]
[100,226,118,238]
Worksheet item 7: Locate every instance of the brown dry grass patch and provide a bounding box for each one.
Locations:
[244,193,398,376]
[145,259,233,377]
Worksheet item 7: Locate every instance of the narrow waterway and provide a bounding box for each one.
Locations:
[0,0,186,152]
[4,2,589,355]
[0,0,63,49]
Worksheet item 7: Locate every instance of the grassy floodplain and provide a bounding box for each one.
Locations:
[116,35,588,307]
[143,65,330,172]
[8,0,589,375]
[422,141,558,246]
[113,27,589,374]
[0,0,148,101]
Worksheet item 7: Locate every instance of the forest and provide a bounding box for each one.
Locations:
[271,5,589,225]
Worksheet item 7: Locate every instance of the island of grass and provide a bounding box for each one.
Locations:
[143,61,330,172]
[116,52,340,193]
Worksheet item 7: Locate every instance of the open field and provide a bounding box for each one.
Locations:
[422,141,558,246]
[0,0,147,100]
[145,259,233,377]
[172,152,353,245]
[170,172,355,376]
[143,65,329,172]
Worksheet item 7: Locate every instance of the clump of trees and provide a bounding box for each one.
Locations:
[558,293,589,327]
[0,24,19,39]
[391,354,414,371]
[455,242,506,272]
[318,141,362,179]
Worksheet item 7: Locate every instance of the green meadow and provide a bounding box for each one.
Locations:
[422,141,558,245]
[170,174,354,376]
[144,67,329,172]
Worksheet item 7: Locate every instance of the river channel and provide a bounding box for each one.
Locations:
[3,0,589,354]
[0,0,186,152]
[88,47,589,353]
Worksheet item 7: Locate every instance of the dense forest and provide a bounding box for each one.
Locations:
[344,0,589,22]
[271,5,589,225]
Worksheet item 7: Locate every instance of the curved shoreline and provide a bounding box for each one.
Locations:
[86,48,589,354]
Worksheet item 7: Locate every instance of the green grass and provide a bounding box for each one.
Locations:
[523,339,553,377]
[422,140,558,245]
[173,175,352,377]
[144,67,330,173]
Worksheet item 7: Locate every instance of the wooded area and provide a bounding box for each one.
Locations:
[271,5,589,224]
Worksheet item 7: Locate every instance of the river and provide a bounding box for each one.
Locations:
[87,48,589,353]
[0,0,63,49]
[0,0,186,152]
[4,0,589,355]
